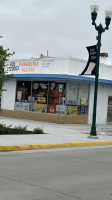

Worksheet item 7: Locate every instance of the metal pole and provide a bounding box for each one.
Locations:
[89,4,112,137]
[30,81,33,111]
[90,31,101,137]
[57,92,61,123]
[47,81,49,113]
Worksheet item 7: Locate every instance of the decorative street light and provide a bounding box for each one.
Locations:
[90,2,112,138]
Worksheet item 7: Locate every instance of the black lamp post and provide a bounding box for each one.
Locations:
[90,2,112,137]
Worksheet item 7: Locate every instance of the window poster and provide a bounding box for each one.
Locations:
[65,106,77,115]
[15,102,29,111]
[17,91,22,100]
[31,103,47,113]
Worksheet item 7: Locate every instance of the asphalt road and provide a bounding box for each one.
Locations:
[0,146,112,200]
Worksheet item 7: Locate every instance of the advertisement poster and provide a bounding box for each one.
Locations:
[65,106,77,115]
[80,97,86,105]
[15,102,29,111]
[37,97,46,104]
[17,91,22,100]
[80,105,85,114]
[31,103,47,113]
[48,105,56,113]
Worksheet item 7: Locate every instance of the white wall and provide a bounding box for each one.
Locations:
[1,79,16,110]
[88,83,112,124]
[4,58,112,81]
[4,58,70,75]
[4,58,89,76]
[99,63,112,80]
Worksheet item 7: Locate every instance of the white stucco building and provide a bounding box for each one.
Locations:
[1,56,112,124]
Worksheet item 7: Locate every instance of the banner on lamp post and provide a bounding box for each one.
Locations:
[80,45,97,75]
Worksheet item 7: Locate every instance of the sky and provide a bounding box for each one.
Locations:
[0,0,112,63]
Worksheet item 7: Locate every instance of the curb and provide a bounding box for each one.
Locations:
[0,141,112,151]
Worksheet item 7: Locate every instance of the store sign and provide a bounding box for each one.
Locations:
[19,61,39,67]
[5,59,54,74]
[19,61,39,73]
[6,61,39,73]
[80,45,97,75]
[7,61,19,72]
[42,60,53,67]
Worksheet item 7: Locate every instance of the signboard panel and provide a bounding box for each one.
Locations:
[4,60,54,75]
[81,45,97,75]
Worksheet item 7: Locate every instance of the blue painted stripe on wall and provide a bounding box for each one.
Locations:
[13,74,112,85]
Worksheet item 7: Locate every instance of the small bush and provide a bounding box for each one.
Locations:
[0,124,5,133]
[32,128,44,134]
[0,124,44,134]
[13,125,27,134]
[0,123,10,134]
[0,124,4,129]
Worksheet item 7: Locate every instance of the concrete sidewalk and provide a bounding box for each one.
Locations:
[0,116,112,150]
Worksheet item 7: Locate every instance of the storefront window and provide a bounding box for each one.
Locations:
[66,81,78,105]
[16,81,31,102]
[48,81,66,114]
[31,81,48,113]
[77,83,89,115]
[66,81,89,115]
[15,81,31,111]
[15,80,90,115]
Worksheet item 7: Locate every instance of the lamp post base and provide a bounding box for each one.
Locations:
[88,135,99,139]
[89,125,99,139]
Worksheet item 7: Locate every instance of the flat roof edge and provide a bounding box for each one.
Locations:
[13,74,112,85]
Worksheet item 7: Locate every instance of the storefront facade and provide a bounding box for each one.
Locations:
[1,57,112,124]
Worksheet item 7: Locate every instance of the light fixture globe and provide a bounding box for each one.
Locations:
[90,1,99,13]
[105,8,112,29]
[90,2,99,24]
[105,9,112,19]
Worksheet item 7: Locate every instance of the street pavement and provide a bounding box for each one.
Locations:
[0,116,112,148]
[0,146,112,200]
